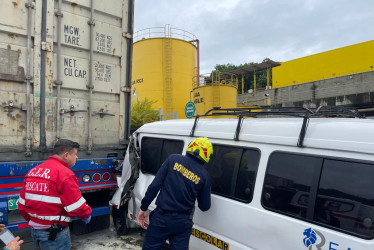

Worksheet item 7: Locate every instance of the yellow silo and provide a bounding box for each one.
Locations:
[131,25,198,119]
[192,71,238,116]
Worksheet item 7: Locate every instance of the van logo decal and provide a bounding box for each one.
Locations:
[303,228,325,249]
[192,228,229,250]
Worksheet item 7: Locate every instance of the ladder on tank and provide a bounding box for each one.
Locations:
[212,71,221,107]
[163,33,173,117]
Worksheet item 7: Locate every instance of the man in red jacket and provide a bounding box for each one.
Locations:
[18,139,92,250]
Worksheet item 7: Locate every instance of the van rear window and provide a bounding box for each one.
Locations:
[205,144,260,203]
[262,153,322,219]
[262,152,374,239]
[315,159,374,238]
[140,137,184,175]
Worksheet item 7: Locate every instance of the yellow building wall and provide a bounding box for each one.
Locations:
[192,85,237,116]
[273,40,374,88]
[131,38,197,118]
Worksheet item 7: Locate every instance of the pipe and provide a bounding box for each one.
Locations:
[87,0,95,154]
[124,0,135,140]
[253,69,256,92]
[55,0,63,141]
[25,0,33,156]
[40,0,47,151]
[196,39,200,87]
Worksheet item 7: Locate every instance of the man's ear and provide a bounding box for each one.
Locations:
[62,151,69,159]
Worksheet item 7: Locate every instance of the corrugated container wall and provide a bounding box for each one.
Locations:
[273,40,374,88]
[131,27,197,119]
[0,0,133,161]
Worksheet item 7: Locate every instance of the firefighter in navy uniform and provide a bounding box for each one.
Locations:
[137,137,213,250]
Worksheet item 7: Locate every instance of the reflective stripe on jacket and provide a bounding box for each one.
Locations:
[18,156,92,227]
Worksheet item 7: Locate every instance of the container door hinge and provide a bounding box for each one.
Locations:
[41,42,52,52]
[122,32,133,39]
[25,2,35,9]
[54,80,63,86]
[54,10,63,17]
[121,86,131,93]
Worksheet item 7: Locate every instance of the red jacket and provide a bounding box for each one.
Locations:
[18,156,92,227]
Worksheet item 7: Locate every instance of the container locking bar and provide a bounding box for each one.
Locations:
[0,101,27,112]
[59,105,87,116]
[93,108,115,118]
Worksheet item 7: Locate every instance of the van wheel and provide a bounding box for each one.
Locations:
[112,203,131,236]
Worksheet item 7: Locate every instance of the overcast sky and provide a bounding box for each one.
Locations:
[133,0,373,74]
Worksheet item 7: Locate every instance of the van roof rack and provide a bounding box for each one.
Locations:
[189,106,364,147]
[204,106,313,117]
[312,106,363,118]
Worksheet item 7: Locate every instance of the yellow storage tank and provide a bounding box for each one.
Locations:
[131,25,198,119]
[273,40,374,88]
[192,72,238,116]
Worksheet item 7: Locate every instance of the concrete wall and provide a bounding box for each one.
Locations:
[238,70,374,108]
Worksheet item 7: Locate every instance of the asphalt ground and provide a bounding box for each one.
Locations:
[16,220,145,250]
[15,218,170,250]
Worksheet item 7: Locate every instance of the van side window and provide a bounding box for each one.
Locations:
[262,153,322,219]
[235,149,260,201]
[316,159,374,238]
[205,145,260,203]
[140,137,184,175]
[263,152,374,239]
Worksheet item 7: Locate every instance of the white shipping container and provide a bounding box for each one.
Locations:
[0,0,133,160]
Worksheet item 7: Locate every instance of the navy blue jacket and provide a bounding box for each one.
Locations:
[140,154,211,213]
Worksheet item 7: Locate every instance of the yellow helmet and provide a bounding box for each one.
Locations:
[186,137,213,164]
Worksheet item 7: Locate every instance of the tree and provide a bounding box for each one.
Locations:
[214,63,238,72]
[131,98,159,132]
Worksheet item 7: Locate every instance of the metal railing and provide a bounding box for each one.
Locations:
[192,71,239,89]
[133,24,197,43]
[158,110,178,121]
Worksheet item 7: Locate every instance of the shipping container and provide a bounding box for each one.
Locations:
[0,0,133,234]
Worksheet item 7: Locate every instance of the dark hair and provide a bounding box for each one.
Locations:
[53,139,80,155]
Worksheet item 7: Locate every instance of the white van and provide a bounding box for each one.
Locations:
[111,107,374,250]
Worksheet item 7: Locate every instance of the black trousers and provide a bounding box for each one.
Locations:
[142,209,193,250]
